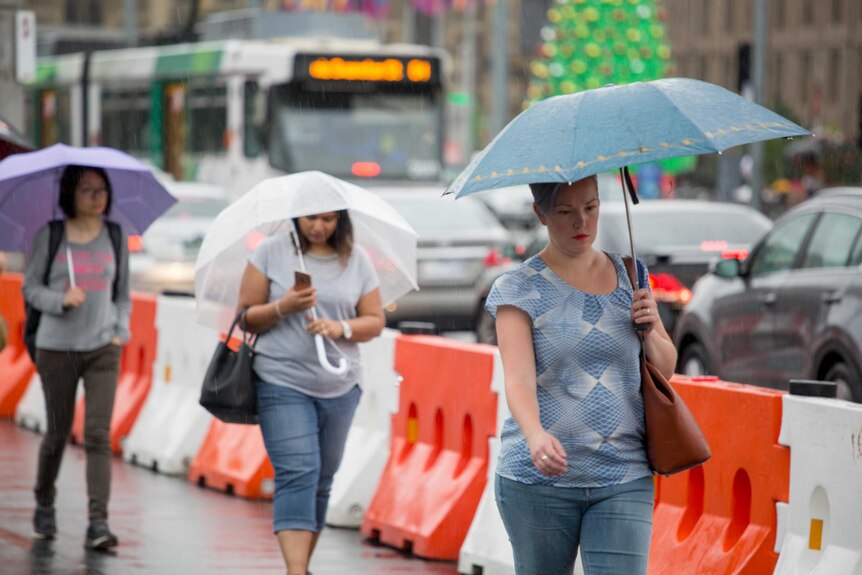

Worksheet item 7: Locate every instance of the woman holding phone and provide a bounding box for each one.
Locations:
[236,210,385,575]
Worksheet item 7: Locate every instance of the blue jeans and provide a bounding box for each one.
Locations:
[495,475,654,575]
[256,379,361,533]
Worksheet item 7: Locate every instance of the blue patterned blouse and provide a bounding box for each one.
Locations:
[486,252,652,487]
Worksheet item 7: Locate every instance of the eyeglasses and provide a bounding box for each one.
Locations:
[76,187,108,198]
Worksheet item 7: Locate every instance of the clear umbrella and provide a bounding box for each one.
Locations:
[194,171,419,373]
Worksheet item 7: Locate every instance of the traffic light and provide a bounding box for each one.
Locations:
[738,43,751,94]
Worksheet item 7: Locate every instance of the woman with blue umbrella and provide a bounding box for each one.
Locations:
[449,78,810,574]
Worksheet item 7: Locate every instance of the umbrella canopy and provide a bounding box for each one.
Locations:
[446,77,811,198]
[0,116,33,160]
[0,143,176,251]
[194,171,419,332]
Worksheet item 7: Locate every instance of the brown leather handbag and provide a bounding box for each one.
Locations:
[623,257,712,476]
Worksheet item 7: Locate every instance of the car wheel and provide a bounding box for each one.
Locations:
[679,342,712,377]
[823,361,861,402]
[475,304,498,345]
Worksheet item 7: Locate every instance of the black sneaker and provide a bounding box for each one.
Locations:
[33,505,56,539]
[85,520,118,550]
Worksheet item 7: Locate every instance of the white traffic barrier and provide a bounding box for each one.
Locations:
[457,349,585,575]
[15,373,83,434]
[459,350,514,574]
[326,328,400,527]
[122,296,218,475]
[773,394,862,575]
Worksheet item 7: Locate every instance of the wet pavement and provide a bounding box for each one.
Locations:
[0,421,460,574]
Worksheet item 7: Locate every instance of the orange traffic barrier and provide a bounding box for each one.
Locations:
[70,294,158,453]
[187,419,274,499]
[649,375,790,574]
[360,335,498,560]
[0,274,36,417]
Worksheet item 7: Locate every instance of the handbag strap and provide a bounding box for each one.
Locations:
[622,256,649,358]
[227,308,257,350]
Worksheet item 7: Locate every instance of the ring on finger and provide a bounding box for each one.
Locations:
[540,454,548,461]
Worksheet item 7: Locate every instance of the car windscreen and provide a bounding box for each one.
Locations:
[607,209,771,249]
[384,197,502,233]
[162,198,228,219]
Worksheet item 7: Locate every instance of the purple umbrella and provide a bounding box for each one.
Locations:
[0,143,176,251]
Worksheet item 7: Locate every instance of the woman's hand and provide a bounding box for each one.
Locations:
[305,316,343,339]
[527,430,567,476]
[62,286,86,309]
[631,288,659,333]
[277,286,317,316]
[111,336,122,346]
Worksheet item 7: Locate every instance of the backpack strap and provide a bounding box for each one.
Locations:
[105,220,122,302]
[43,220,65,286]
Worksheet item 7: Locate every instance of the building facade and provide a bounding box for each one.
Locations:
[663,0,862,144]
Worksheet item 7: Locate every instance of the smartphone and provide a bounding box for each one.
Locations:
[294,270,312,290]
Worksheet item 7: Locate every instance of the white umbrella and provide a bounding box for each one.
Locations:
[194,171,419,359]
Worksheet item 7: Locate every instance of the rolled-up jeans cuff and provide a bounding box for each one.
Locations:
[274,519,319,534]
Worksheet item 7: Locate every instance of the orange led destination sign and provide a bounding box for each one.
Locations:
[297,54,439,84]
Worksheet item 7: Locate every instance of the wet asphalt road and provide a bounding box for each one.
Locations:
[0,421,460,575]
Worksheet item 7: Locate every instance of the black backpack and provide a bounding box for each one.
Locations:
[23,219,123,362]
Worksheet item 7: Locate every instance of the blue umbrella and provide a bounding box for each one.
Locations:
[0,143,176,251]
[446,78,811,307]
[446,78,811,199]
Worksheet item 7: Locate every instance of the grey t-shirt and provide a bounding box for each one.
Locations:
[22,222,131,352]
[249,234,379,398]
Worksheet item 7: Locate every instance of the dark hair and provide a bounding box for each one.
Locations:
[58,165,112,218]
[529,175,599,215]
[293,210,354,265]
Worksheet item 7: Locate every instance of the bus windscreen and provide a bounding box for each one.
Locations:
[267,85,442,181]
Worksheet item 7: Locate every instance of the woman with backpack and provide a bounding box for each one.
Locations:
[22,165,130,550]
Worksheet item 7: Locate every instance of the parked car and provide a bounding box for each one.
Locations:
[129,181,229,295]
[674,187,862,402]
[375,189,516,332]
[475,199,773,344]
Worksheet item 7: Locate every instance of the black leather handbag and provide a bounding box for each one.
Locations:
[199,309,258,425]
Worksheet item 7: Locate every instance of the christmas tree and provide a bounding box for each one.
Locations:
[526,0,674,105]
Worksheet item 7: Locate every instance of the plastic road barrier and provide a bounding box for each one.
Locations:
[0,274,36,417]
[361,335,499,560]
[773,394,862,575]
[457,350,514,574]
[326,328,400,527]
[650,377,790,575]
[69,294,158,453]
[123,295,219,474]
[187,419,274,499]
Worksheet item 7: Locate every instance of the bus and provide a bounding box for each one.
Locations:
[26,38,450,199]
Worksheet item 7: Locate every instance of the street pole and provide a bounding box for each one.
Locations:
[0,1,26,135]
[491,0,509,137]
[750,0,767,211]
[123,0,139,47]
[459,1,477,162]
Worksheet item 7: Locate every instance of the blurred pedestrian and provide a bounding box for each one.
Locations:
[486,176,677,574]
[22,165,130,550]
[237,210,384,575]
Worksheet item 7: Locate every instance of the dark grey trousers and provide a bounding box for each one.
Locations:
[34,344,121,521]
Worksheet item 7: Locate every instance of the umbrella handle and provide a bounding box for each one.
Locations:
[314,334,349,375]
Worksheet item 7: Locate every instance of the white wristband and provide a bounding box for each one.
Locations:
[339,320,352,339]
[274,300,285,318]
